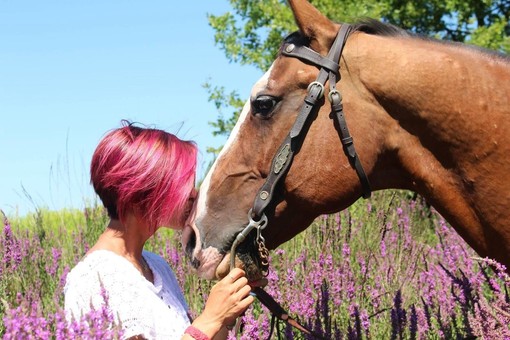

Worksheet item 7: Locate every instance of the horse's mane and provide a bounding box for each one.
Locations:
[281,18,508,63]
[352,18,509,62]
[352,18,409,37]
[280,19,407,49]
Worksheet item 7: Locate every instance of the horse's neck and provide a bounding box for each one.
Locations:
[349,34,509,124]
[344,33,510,263]
[347,33,510,180]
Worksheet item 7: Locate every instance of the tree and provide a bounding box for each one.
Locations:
[205,0,510,154]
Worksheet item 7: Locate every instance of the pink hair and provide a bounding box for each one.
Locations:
[90,121,197,231]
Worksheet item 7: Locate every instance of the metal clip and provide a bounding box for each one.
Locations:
[230,211,268,271]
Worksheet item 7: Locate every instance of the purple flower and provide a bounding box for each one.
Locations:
[2,216,22,272]
[3,284,123,339]
[342,243,351,258]
[391,290,406,339]
[45,247,62,276]
[409,304,418,340]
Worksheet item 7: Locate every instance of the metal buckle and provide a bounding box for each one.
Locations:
[328,89,342,103]
[307,81,324,99]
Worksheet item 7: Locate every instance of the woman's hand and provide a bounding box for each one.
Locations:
[190,268,254,339]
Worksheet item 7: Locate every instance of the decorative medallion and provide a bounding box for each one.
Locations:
[274,143,291,174]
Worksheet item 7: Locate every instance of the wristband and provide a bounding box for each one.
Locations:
[184,326,210,340]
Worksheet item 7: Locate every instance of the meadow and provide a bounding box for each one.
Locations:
[1,191,509,339]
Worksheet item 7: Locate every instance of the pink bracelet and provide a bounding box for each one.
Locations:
[184,326,210,340]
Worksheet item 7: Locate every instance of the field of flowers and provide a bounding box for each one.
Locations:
[1,191,509,339]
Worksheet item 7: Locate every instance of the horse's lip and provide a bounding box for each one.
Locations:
[215,255,262,281]
[234,250,265,281]
[215,247,265,282]
[212,229,265,281]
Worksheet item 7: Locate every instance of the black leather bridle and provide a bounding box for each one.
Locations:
[252,23,371,223]
[230,24,371,339]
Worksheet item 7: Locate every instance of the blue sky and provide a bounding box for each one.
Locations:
[0,1,263,216]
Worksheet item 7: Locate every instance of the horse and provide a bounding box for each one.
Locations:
[183,0,510,281]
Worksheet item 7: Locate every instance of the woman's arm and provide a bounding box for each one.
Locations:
[181,268,254,340]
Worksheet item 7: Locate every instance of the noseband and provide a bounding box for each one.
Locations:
[230,24,371,339]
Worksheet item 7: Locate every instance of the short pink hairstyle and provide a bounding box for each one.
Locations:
[90,121,197,230]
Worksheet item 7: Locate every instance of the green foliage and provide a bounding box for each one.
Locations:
[210,0,509,68]
[206,0,509,143]
[208,0,293,71]
[468,15,510,52]
[202,81,245,157]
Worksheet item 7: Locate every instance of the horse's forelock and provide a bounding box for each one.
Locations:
[279,31,310,53]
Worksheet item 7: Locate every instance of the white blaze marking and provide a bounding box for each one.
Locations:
[189,65,275,278]
[196,65,274,220]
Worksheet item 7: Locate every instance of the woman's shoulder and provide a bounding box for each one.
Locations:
[65,250,139,291]
[69,250,128,274]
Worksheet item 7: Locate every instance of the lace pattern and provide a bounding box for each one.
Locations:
[64,250,191,339]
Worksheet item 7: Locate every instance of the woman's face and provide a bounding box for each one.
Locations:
[163,188,197,231]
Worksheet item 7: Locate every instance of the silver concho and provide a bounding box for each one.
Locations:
[274,143,290,174]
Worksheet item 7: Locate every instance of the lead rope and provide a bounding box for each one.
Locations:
[251,287,328,340]
[229,211,268,337]
[228,211,326,339]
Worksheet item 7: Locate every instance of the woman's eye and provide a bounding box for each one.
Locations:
[252,95,278,118]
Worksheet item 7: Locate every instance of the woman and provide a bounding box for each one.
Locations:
[64,121,254,339]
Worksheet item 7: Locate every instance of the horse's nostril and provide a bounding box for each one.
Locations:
[185,232,201,269]
[185,232,196,256]
[191,257,200,269]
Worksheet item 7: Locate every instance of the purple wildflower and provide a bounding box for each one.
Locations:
[45,247,62,277]
[391,290,406,340]
[2,215,22,272]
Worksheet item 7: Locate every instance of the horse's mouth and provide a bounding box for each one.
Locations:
[215,235,265,281]
[184,221,266,282]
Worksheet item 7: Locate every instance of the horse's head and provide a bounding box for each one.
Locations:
[183,0,382,280]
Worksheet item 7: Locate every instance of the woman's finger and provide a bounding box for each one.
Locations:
[237,294,255,311]
[226,268,245,281]
[233,284,252,300]
[230,276,248,290]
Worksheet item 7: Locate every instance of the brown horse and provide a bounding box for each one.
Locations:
[183,0,510,281]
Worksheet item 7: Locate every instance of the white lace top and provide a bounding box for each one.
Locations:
[64,250,191,339]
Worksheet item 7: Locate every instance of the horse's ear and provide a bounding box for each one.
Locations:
[287,0,337,53]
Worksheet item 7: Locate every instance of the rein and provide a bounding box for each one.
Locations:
[230,24,371,339]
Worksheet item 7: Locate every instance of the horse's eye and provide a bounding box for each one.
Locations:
[252,95,278,118]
